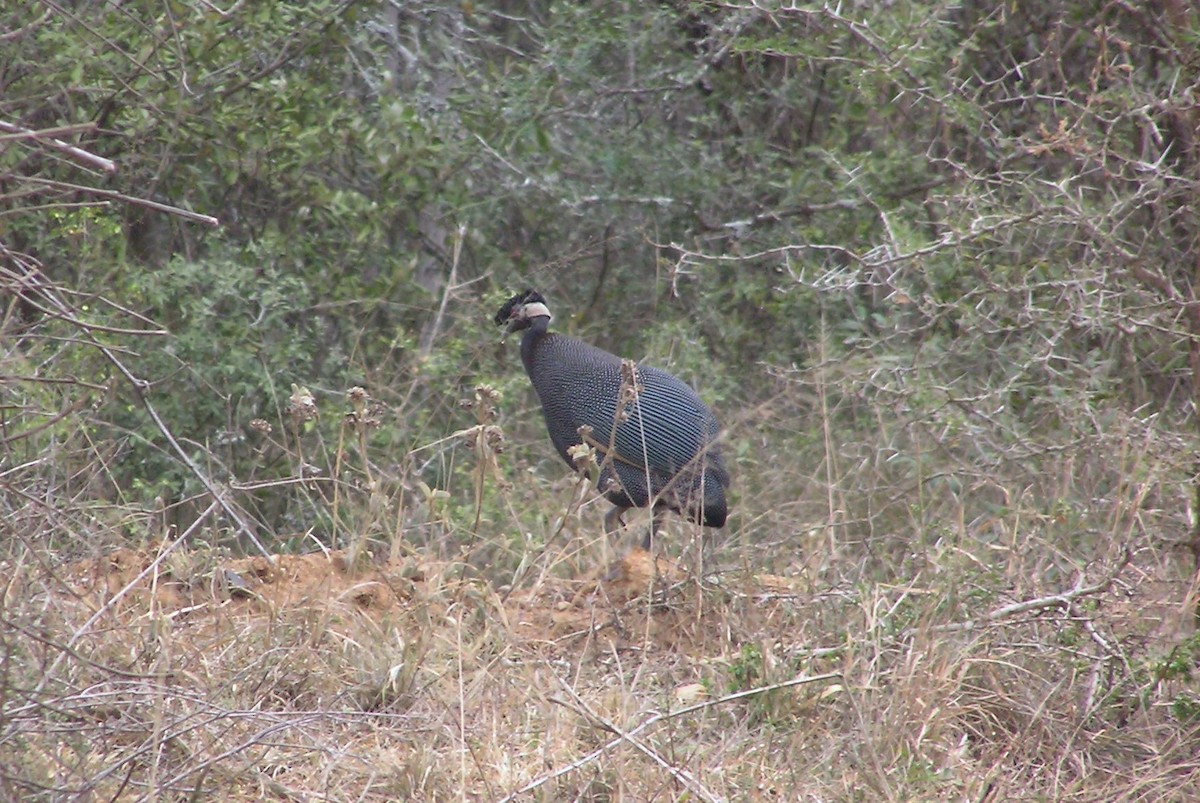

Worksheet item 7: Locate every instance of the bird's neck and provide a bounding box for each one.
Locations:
[519,316,551,371]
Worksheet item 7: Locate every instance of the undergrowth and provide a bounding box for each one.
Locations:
[3,272,1200,801]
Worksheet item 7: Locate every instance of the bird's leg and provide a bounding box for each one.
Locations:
[604,505,627,537]
[642,505,668,551]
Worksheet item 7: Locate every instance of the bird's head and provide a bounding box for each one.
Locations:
[495,289,552,334]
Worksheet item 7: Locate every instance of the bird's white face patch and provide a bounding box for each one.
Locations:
[521,301,551,321]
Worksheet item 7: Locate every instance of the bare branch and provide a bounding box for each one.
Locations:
[1,246,270,560]
[0,120,116,174]
[500,672,841,801]
[11,175,219,227]
[917,546,1133,636]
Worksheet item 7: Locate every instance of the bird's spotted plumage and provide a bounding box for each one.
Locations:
[496,289,729,541]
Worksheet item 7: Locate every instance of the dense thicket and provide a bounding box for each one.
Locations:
[7,2,1200,799]
[3,0,1198,567]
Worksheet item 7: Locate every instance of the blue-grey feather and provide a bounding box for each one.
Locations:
[519,326,728,527]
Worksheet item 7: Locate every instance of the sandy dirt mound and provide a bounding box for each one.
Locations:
[61,544,797,660]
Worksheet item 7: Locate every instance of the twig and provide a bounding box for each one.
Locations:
[66,501,220,649]
[0,373,110,392]
[2,266,168,335]
[914,545,1132,636]
[499,671,841,801]
[0,120,116,173]
[0,396,90,445]
[551,676,725,803]
[2,249,272,560]
[0,7,52,42]
[11,175,219,227]
[21,501,220,706]
[986,546,1130,618]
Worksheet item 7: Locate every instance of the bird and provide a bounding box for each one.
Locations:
[495,289,730,548]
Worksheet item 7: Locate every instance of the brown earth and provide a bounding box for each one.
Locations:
[63,545,805,662]
[26,541,1191,801]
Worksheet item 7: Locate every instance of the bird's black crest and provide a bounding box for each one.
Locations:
[494,289,546,327]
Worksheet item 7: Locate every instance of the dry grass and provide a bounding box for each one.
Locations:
[2,504,1198,801]
[5,289,1200,801]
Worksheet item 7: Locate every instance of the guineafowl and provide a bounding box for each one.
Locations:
[495,289,730,548]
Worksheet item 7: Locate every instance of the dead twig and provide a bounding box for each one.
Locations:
[914,545,1132,637]
[500,671,841,802]
[0,120,116,173]
[11,175,218,227]
[550,674,725,803]
[2,248,271,560]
